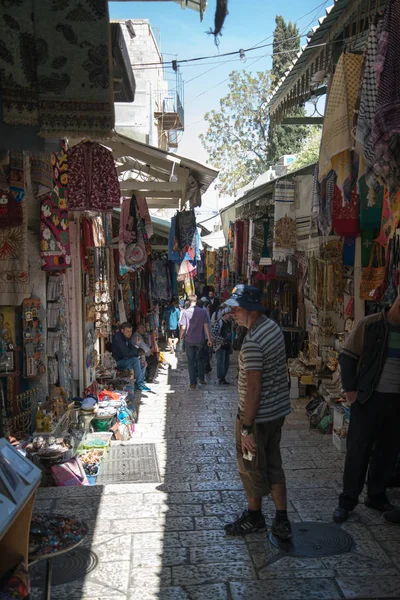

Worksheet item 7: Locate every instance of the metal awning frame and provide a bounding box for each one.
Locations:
[268,0,378,128]
[105,133,218,210]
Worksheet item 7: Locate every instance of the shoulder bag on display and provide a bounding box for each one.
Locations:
[360,242,386,300]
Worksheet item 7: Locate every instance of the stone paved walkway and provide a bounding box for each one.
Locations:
[32,352,400,600]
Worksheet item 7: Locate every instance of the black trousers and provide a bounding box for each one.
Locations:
[339,392,400,510]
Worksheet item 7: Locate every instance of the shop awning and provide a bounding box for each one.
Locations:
[201,229,226,249]
[267,0,366,128]
[107,133,218,210]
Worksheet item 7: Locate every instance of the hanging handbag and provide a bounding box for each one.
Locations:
[360,243,385,301]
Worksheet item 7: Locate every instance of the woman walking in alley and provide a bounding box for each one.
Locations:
[212,307,233,384]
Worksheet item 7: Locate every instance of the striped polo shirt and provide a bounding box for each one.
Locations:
[238,315,291,423]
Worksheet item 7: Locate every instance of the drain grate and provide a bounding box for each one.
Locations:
[269,522,354,557]
[97,443,161,484]
[30,548,98,587]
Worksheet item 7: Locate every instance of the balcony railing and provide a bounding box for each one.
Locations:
[154,91,184,131]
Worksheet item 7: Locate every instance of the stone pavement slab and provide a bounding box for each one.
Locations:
[32,351,400,599]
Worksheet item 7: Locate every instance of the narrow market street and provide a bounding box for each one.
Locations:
[32,352,400,600]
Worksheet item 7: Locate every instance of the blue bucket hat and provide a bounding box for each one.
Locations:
[225,285,265,312]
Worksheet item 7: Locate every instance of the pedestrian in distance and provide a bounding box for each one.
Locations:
[179,294,212,389]
[223,285,292,541]
[111,322,151,392]
[208,286,220,319]
[211,307,233,385]
[333,295,400,523]
[162,299,181,354]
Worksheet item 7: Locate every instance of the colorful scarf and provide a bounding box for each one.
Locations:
[332,185,360,236]
[40,190,71,270]
[234,220,244,276]
[355,20,383,191]
[206,250,216,286]
[221,248,229,290]
[319,53,363,191]
[373,0,400,192]
[375,188,400,247]
[0,0,114,136]
[273,180,296,261]
[359,175,383,230]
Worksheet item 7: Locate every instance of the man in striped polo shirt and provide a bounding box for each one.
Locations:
[224,285,292,540]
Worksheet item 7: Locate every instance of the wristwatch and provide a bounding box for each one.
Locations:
[241,423,253,436]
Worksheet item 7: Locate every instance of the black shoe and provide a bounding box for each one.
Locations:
[383,509,400,525]
[221,379,230,385]
[224,510,267,536]
[333,507,350,523]
[271,518,292,541]
[365,497,397,513]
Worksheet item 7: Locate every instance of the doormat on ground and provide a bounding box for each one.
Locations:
[30,548,98,587]
[97,443,161,484]
[269,522,354,557]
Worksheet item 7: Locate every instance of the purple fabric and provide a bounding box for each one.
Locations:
[181,306,207,344]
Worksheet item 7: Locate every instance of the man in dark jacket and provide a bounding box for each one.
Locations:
[208,288,220,319]
[112,322,151,392]
[334,298,400,523]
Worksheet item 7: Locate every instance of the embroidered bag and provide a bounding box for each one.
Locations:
[360,242,385,300]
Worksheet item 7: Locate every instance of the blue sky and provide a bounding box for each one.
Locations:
[109,0,329,211]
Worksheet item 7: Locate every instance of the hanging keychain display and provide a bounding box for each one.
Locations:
[22,298,45,378]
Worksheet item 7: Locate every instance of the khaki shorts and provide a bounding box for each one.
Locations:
[235,415,286,498]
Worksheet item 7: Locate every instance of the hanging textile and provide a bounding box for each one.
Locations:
[343,237,356,267]
[372,0,400,192]
[40,149,71,270]
[30,153,53,197]
[319,53,363,191]
[273,180,296,261]
[355,20,384,191]
[0,193,30,306]
[361,230,377,267]
[136,196,153,239]
[0,0,114,137]
[177,260,196,295]
[227,222,235,273]
[235,220,244,276]
[359,176,384,230]
[375,188,400,247]
[221,248,229,290]
[168,216,181,262]
[68,142,120,211]
[241,220,249,279]
[65,222,81,381]
[40,191,71,270]
[175,210,196,254]
[332,186,360,236]
[206,250,216,286]
[152,258,171,301]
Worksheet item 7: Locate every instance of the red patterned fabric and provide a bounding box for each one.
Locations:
[332,185,360,236]
[68,142,120,211]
